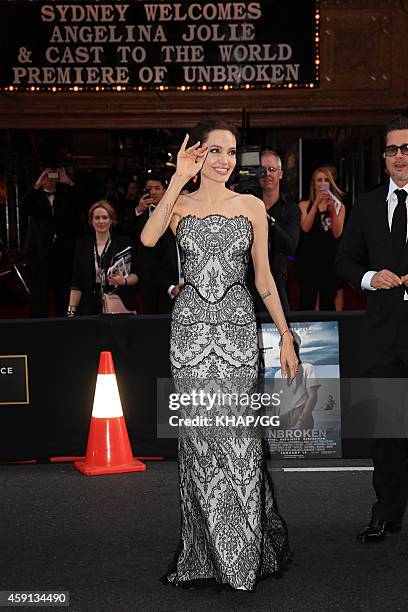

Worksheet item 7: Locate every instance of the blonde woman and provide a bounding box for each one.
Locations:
[67,200,138,316]
[296,167,345,310]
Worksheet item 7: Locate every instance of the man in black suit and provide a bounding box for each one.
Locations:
[248,149,300,313]
[21,167,79,317]
[122,173,178,313]
[152,228,183,314]
[337,116,408,542]
[122,173,166,246]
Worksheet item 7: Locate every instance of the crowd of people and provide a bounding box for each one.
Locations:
[18,144,349,318]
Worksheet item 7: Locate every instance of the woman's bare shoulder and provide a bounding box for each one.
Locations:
[173,192,201,214]
[170,193,199,233]
[236,193,267,221]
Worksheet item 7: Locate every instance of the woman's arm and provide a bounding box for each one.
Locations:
[106,239,139,287]
[67,288,82,316]
[329,201,345,239]
[250,198,298,380]
[107,272,138,287]
[299,199,318,233]
[141,135,208,247]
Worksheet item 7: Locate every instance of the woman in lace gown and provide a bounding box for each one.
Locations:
[141,119,298,592]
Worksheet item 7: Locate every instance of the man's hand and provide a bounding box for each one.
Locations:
[136,192,152,215]
[400,274,408,287]
[58,167,73,185]
[171,283,184,298]
[371,269,403,289]
[34,168,52,189]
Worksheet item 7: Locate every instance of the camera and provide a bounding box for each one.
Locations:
[48,171,59,180]
[142,187,151,197]
[233,148,266,198]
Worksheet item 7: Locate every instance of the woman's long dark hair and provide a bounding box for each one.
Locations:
[188,118,239,147]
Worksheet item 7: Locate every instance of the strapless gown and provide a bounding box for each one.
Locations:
[166,214,291,591]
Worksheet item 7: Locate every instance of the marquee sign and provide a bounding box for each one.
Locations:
[0,0,319,92]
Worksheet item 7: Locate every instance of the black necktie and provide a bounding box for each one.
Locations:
[391,189,407,261]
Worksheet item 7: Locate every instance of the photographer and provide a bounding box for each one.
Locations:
[21,166,80,317]
[122,173,167,246]
[247,149,300,313]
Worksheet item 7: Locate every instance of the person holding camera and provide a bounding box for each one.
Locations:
[21,166,80,317]
[247,149,300,313]
[122,174,167,244]
[296,166,345,311]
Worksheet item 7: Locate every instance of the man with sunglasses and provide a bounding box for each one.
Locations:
[248,148,299,312]
[337,117,408,542]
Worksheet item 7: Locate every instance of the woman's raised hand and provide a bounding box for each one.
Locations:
[175,134,208,180]
[315,190,332,207]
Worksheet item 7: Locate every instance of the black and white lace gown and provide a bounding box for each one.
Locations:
[167,214,290,591]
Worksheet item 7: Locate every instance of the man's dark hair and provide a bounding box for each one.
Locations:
[189,118,239,147]
[384,116,408,143]
[144,172,167,188]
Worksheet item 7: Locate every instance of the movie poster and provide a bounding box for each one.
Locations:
[259,321,341,459]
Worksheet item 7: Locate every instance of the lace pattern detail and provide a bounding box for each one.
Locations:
[167,214,290,591]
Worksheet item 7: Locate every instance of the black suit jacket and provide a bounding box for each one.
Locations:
[71,235,138,315]
[267,194,300,285]
[121,209,149,245]
[247,193,300,312]
[134,229,179,314]
[21,186,79,262]
[336,183,408,363]
[151,229,180,313]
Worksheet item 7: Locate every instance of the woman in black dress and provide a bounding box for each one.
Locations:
[67,200,138,316]
[296,167,345,310]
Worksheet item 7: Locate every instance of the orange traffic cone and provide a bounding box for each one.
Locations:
[75,351,146,476]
